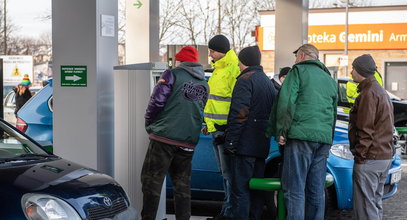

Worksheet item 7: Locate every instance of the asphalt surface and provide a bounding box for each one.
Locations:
[167,158,407,219]
[326,174,407,219]
[326,158,407,219]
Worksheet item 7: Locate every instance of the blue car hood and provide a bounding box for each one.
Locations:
[0,158,130,219]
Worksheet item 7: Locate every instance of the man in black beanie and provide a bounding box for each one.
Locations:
[346,54,383,105]
[271,67,291,92]
[208,34,230,54]
[223,45,276,220]
[203,34,240,220]
[349,54,394,220]
[352,54,376,77]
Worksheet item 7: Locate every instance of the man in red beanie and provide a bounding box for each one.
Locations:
[141,46,209,220]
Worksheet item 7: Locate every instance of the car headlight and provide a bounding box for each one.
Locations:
[330,144,354,160]
[21,193,81,220]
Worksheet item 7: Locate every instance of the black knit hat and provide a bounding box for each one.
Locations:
[208,35,230,54]
[352,54,377,77]
[238,46,261,66]
[279,67,291,79]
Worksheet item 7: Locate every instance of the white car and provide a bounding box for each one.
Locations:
[3,87,42,126]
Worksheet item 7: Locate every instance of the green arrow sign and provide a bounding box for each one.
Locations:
[133,0,143,9]
[61,66,87,87]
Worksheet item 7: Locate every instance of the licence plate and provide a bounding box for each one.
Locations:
[391,170,402,184]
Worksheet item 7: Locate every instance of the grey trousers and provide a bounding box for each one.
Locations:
[353,159,392,220]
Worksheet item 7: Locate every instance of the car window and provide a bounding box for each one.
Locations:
[387,91,402,101]
[339,79,402,102]
[3,85,16,99]
[0,122,47,159]
[338,81,348,103]
[4,91,16,107]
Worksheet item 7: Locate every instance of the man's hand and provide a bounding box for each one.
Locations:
[201,126,209,136]
[278,136,286,145]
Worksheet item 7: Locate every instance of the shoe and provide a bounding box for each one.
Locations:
[206,214,231,220]
[206,214,222,220]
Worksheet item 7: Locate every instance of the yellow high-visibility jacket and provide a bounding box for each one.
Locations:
[204,49,240,132]
[346,71,383,104]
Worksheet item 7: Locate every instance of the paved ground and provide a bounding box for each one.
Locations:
[167,157,407,220]
[326,157,407,219]
[326,173,407,219]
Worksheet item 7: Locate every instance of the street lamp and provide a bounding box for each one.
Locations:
[344,0,349,76]
[333,0,352,77]
[3,0,7,54]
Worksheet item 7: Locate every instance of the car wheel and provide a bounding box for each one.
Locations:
[261,157,282,220]
[262,191,278,220]
[398,134,407,155]
[325,184,338,216]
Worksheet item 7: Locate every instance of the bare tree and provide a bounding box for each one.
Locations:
[159,0,182,43]
[6,35,51,63]
[253,0,275,10]
[222,0,260,51]
[197,0,217,44]
[0,0,17,55]
[177,0,202,45]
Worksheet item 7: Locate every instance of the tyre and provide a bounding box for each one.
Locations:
[325,184,338,217]
[261,157,282,220]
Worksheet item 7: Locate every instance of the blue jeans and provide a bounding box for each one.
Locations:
[212,131,233,217]
[230,155,265,220]
[281,139,330,220]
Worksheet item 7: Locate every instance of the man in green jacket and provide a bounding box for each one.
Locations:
[268,44,338,220]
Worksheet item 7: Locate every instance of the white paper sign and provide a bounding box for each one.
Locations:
[339,55,348,67]
[391,82,398,91]
[101,15,115,37]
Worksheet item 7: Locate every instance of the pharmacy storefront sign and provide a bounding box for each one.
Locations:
[308,23,407,50]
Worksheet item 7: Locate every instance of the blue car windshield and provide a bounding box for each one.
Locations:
[0,121,51,162]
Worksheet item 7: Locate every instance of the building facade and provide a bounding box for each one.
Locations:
[257,6,407,99]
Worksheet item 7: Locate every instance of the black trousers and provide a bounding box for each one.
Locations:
[140,139,193,220]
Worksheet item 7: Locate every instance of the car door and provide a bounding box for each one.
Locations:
[3,91,16,126]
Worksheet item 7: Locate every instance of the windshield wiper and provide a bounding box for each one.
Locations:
[1,153,58,162]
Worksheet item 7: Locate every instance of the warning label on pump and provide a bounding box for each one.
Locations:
[61,65,87,87]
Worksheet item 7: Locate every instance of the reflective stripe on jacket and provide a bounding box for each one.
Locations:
[204,49,240,132]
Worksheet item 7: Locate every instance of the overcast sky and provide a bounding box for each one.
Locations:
[6,0,407,38]
[8,0,51,38]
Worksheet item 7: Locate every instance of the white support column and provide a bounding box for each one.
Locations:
[125,0,159,63]
[52,0,118,175]
[275,0,309,71]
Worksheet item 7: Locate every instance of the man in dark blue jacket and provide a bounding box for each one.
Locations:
[224,46,276,220]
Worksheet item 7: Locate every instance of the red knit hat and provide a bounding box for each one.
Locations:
[175,46,199,62]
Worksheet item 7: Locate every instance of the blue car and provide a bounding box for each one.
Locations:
[167,115,402,211]
[16,80,53,148]
[0,119,137,219]
[17,79,402,211]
